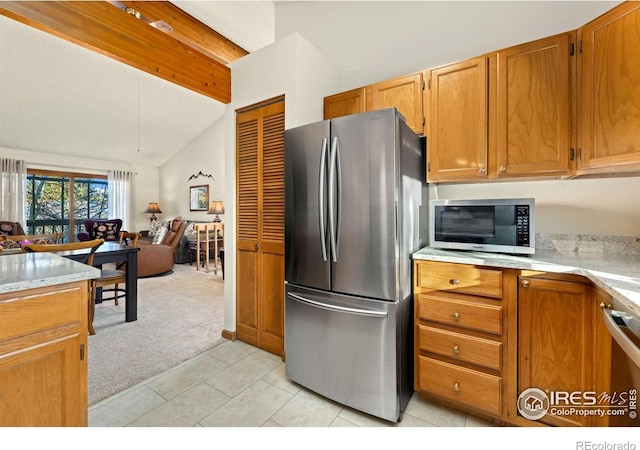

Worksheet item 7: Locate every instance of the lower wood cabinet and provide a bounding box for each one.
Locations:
[0,282,89,426]
[414,260,616,427]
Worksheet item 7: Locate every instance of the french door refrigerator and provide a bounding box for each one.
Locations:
[284,108,428,422]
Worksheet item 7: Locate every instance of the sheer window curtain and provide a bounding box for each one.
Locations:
[0,158,27,225]
[108,170,134,232]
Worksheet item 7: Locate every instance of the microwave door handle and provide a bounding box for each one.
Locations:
[601,305,640,368]
[319,138,328,261]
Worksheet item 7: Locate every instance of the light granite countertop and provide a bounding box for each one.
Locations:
[0,252,100,295]
[412,246,640,321]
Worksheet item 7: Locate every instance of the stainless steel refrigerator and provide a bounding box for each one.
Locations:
[284,108,428,422]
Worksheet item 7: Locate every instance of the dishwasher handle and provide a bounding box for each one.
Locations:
[288,292,388,318]
[601,304,640,369]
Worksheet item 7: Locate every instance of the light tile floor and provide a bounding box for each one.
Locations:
[89,339,497,428]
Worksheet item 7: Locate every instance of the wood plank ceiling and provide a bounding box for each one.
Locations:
[0,1,249,103]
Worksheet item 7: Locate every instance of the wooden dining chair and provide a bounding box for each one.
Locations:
[23,239,105,334]
[87,231,140,334]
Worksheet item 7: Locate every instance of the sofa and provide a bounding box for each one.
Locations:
[136,217,187,278]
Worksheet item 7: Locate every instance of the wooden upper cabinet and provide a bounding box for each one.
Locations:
[495,32,576,178]
[365,72,425,135]
[426,56,489,182]
[323,87,366,120]
[578,2,640,174]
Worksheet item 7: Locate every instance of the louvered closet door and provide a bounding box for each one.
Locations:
[236,98,285,356]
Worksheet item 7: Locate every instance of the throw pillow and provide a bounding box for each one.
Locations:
[0,239,21,249]
[152,225,168,245]
[92,222,120,241]
[184,222,196,236]
[148,220,170,237]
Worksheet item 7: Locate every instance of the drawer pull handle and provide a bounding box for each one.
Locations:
[449,278,460,285]
[453,382,460,392]
[453,345,460,354]
[453,312,460,320]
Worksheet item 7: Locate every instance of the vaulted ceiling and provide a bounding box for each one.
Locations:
[0,1,619,168]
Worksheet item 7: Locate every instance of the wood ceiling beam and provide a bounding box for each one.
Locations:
[0,1,232,103]
[116,1,249,65]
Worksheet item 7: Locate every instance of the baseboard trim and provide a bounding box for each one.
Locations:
[221,329,236,341]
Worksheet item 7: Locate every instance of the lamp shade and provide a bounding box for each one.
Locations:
[207,200,224,222]
[144,202,162,214]
[207,200,224,215]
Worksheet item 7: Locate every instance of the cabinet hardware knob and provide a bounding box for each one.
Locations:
[255,244,260,251]
[449,278,460,285]
[453,312,460,320]
[521,279,530,288]
[453,382,460,392]
[499,165,506,172]
[600,302,612,310]
[453,345,460,354]
[478,167,486,174]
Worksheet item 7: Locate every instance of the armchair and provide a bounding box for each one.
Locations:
[0,221,26,236]
[77,219,123,242]
[136,217,187,278]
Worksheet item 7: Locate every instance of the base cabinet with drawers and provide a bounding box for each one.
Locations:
[414,259,617,427]
[413,260,517,423]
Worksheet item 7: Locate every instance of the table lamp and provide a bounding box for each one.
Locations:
[144,202,162,223]
[207,200,224,222]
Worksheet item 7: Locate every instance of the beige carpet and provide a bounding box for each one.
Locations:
[87,263,226,405]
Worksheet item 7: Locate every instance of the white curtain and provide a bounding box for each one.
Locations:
[0,158,27,225]
[108,170,134,232]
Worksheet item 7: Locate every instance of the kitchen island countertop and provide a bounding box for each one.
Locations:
[0,252,100,294]
[412,246,640,320]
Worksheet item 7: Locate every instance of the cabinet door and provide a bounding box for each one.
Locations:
[427,56,488,181]
[366,72,424,135]
[578,2,640,174]
[495,32,575,178]
[236,99,285,357]
[323,87,365,120]
[518,276,594,427]
[0,335,85,426]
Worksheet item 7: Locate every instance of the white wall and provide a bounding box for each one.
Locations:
[158,118,226,223]
[432,176,640,237]
[222,33,340,332]
[0,146,158,233]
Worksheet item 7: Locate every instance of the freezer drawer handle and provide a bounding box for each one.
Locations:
[601,303,640,368]
[288,292,388,318]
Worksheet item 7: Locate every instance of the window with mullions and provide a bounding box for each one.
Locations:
[26,170,108,242]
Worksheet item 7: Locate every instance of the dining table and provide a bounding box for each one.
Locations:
[56,241,140,322]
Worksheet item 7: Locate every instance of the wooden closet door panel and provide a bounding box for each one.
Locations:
[236,110,259,346]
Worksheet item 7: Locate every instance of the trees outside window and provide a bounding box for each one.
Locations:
[27,170,108,242]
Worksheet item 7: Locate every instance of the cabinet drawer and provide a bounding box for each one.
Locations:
[416,261,502,298]
[418,356,502,416]
[417,293,502,335]
[0,285,84,340]
[418,325,502,370]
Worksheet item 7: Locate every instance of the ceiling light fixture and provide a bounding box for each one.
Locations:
[124,7,141,20]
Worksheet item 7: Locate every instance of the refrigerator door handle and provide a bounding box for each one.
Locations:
[319,138,328,261]
[328,136,339,262]
[288,292,388,318]
[335,137,342,260]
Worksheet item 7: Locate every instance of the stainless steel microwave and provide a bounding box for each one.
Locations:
[429,198,535,255]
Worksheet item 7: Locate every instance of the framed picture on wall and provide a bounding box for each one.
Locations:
[190,185,209,211]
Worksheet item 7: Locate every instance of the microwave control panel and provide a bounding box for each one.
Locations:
[516,205,530,247]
